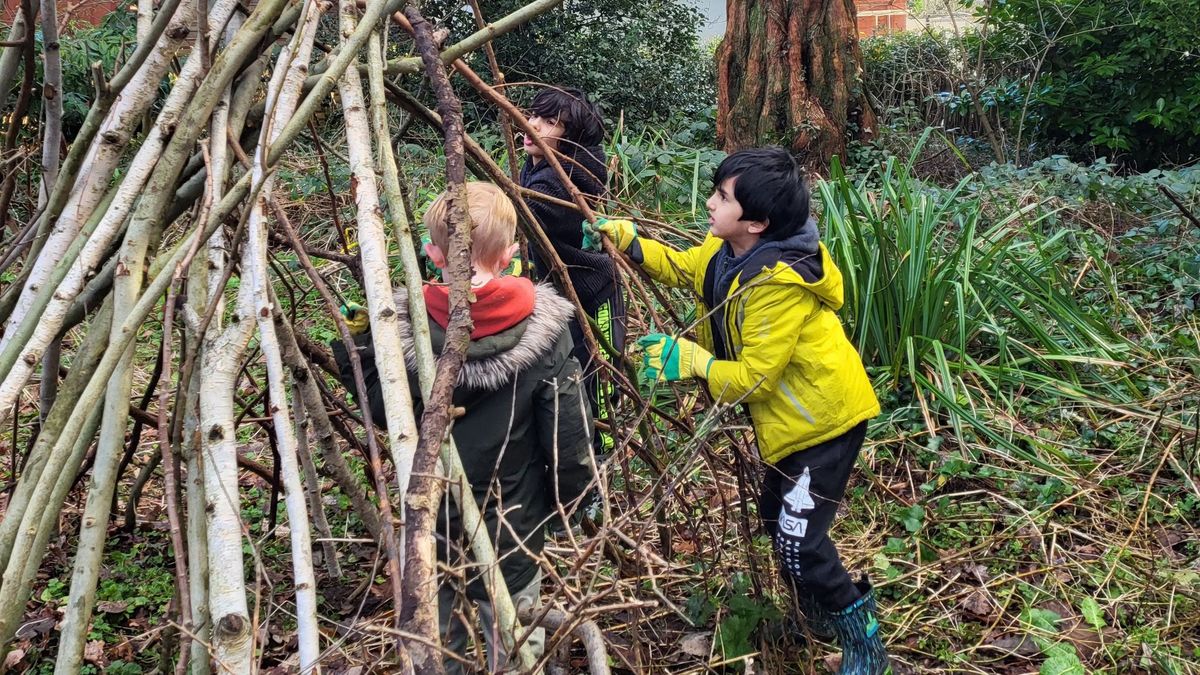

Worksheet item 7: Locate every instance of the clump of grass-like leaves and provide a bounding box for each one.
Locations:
[816,134,1149,475]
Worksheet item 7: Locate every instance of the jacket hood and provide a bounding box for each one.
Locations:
[733,218,844,309]
[396,284,575,391]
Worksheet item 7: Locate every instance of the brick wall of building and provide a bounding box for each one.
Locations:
[2,0,127,27]
[855,0,907,36]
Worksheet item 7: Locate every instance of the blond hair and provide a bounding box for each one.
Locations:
[423,182,517,269]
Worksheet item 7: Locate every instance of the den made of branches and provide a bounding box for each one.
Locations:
[0,0,822,667]
[0,0,706,670]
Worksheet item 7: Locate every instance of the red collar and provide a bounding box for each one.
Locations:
[423,277,536,339]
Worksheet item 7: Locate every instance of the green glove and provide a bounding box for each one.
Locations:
[583,217,638,252]
[340,302,371,336]
[637,333,714,382]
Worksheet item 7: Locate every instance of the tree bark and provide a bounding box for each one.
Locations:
[368,32,536,672]
[399,7,475,673]
[717,0,876,170]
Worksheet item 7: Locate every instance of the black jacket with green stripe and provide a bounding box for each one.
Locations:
[332,285,595,598]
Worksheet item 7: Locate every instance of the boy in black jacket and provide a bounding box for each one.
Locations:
[521,87,624,454]
[333,182,595,673]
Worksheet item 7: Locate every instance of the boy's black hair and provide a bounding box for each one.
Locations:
[529,87,605,148]
[713,146,810,241]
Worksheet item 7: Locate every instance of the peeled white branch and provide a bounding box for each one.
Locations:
[240,1,325,666]
[338,3,420,506]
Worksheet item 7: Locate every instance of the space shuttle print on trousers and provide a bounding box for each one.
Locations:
[778,467,816,538]
[760,421,868,612]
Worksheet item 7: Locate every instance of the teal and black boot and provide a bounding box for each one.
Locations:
[829,581,891,675]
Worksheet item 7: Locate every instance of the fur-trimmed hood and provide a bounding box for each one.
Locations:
[395,283,575,391]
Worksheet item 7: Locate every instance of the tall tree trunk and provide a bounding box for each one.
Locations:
[717,0,875,169]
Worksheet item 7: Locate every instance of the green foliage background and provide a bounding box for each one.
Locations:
[977,0,1200,166]
[423,0,715,126]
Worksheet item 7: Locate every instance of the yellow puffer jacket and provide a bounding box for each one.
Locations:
[637,232,879,464]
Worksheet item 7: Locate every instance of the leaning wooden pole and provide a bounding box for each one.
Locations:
[366,27,537,672]
[239,0,326,667]
[337,0,421,509]
[399,7,476,673]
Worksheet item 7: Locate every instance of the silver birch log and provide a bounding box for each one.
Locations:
[53,67,202,659]
[184,25,250,664]
[274,306,385,544]
[199,277,257,674]
[37,0,62,204]
[241,1,324,666]
[337,1,420,505]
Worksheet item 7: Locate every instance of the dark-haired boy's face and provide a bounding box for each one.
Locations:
[706,177,767,254]
[524,115,565,162]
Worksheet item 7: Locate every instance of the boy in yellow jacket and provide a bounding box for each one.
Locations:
[588,147,889,674]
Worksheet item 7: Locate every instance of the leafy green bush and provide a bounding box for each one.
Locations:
[860,31,957,115]
[860,28,1037,157]
[976,156,1200,228]
[608,110,724,219]
[977,0,1200,166]
[424,0,714,126]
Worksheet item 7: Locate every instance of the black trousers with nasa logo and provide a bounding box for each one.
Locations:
[760,421,868,613]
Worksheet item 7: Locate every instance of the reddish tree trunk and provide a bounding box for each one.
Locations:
[717,0,876,171]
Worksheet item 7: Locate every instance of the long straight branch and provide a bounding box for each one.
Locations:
[239,1,326,667]
[337,0,420,520]
[399,7,476,673]
[367,27,537,672]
